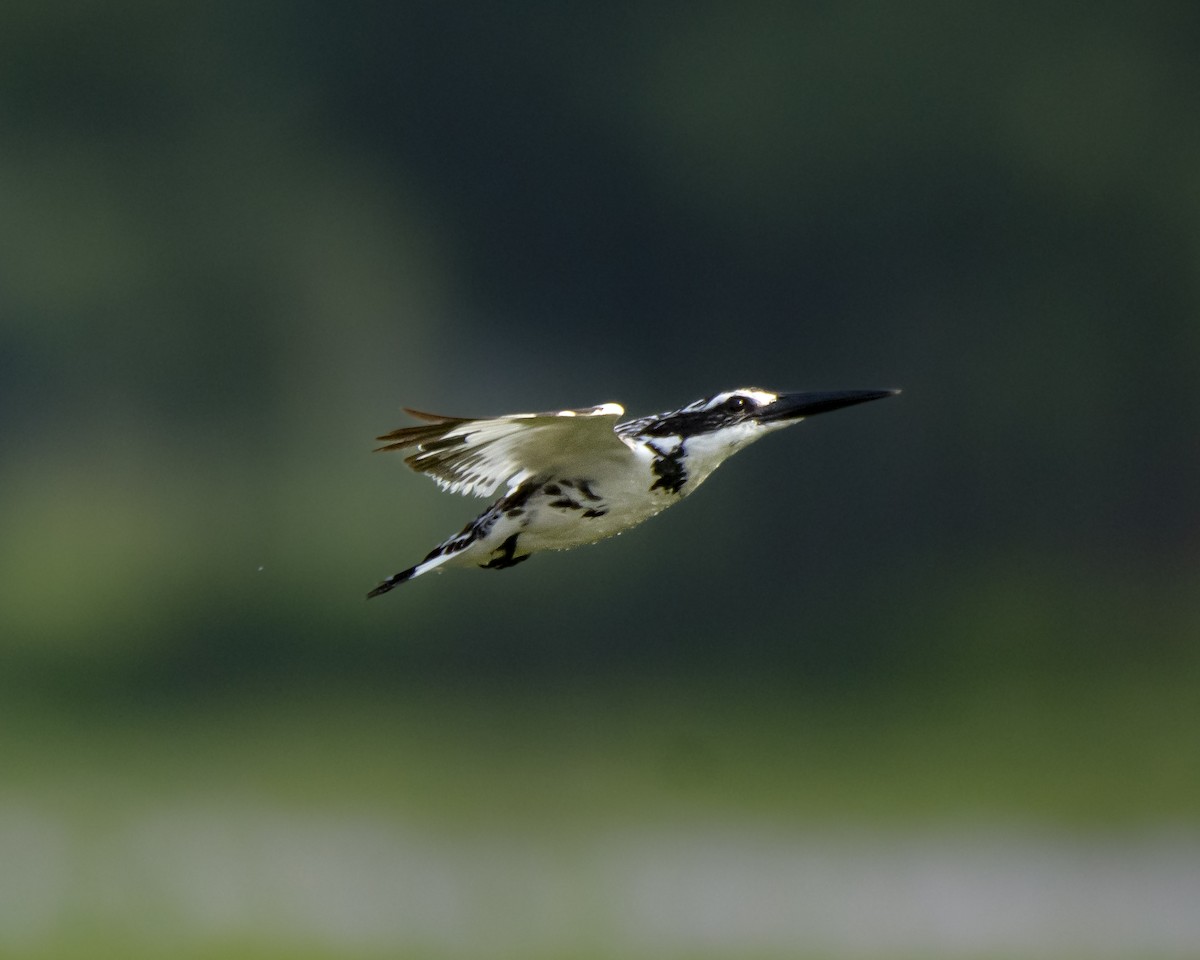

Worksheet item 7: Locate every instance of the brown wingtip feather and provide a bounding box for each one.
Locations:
[373,412,469,452]
[401,407,459,424]
[373,422,451,452]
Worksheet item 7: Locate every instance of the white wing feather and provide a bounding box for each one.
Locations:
[375,402,632,498]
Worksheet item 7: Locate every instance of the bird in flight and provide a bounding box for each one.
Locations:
[367,387,897,597]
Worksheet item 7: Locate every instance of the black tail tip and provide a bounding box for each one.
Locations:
[366,569,414,598]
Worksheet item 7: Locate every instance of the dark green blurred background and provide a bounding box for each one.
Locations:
[2,2,1198,958]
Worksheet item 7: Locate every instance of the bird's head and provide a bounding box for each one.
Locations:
[638,386,896,439]
[627,386,898,485]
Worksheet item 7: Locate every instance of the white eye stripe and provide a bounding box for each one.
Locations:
[700,388,777,411]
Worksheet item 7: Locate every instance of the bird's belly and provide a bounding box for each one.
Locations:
[512,482,673,553]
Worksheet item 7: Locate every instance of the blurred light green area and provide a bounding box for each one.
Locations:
[2,1,1199,957]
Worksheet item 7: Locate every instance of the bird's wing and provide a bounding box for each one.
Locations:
[374,402,631,497]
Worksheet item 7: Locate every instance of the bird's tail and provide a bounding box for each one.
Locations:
[366,546,459,598]
[366,567,417,598]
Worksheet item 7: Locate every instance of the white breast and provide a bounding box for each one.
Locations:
[511,447,677,553]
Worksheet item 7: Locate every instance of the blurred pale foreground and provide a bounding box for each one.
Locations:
[3,804,1198,959]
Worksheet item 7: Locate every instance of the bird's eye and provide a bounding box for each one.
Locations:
[724,396,750,412]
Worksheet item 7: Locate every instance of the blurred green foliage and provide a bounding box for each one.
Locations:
[3,0,1198,704]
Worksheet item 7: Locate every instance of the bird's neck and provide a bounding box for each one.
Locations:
[631,424,765,496]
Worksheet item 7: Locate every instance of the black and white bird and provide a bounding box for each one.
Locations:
[367,386,897,597]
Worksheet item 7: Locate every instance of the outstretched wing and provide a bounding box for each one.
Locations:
[375,402,632,498]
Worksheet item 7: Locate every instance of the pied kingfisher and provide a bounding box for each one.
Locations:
[367,386,897,597]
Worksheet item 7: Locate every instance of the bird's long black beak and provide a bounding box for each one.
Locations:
[755,389,899,424]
